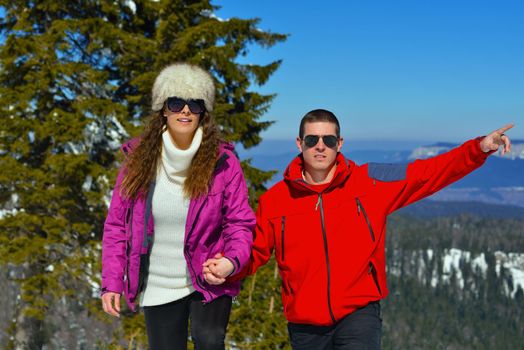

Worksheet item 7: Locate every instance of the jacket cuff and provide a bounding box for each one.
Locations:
[474,136,496,159]
[223,255,241,277]
[100,280,124,296]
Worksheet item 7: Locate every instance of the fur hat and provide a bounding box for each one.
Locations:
[151,63,215,112]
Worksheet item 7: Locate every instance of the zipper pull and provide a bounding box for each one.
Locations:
[356,198,361,215]
[315,194,321,211]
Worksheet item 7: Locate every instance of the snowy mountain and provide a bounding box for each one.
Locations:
[409,140,524,160]
[408,140,524,207]
[388,248,524,298]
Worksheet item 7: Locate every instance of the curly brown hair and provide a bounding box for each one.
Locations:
[120,109,221,199]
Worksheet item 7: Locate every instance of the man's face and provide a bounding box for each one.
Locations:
[296,121,343,173]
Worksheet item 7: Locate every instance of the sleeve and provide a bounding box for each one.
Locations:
[382,137,492,214]
[100,166,128,295]
[228,196,275,282]
[220,155,256,277]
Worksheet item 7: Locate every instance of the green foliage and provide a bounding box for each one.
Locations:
[241,159,277,209]
[228,257,290,349]
[0,0,286,347]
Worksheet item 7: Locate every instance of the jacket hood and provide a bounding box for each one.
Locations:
[218,141,235,153]
[284,152,355,193]
[120,137,141,157]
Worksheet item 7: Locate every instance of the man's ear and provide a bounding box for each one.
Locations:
[296,137,303,153]
[337,137,344,152]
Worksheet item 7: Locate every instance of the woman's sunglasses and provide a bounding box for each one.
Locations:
[166,97,206,114]
[302,135,339,149]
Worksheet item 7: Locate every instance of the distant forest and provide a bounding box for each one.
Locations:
[381,214,524,350]
[1,213,523,349]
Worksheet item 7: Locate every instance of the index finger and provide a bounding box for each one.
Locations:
[203,258,221,266]
[203,272,225,285]
[496,123,514,134]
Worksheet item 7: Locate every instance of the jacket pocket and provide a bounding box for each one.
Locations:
[356,197,375,242]
[281,216,286,262]
[368,261,382,296]
[125,206,132,249]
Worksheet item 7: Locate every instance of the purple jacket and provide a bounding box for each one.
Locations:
[101,139,255,311]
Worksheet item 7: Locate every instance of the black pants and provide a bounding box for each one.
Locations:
[287,302,382,350]
[143,292,232,350]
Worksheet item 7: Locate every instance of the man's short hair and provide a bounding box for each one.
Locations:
[299,109,341,139]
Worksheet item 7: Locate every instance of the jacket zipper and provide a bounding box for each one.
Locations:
[184,154,230,301]
[368,262,382,295]
[293,178,337,323]
[185,197,212,300]
[356,198,375,242]
[135,182,156,300]
[317,193,337,324]
[281,216,286,261]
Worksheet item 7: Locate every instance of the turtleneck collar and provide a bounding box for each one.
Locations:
[160,127,203,184]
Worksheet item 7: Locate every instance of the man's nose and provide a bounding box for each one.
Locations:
[315,138,326,150]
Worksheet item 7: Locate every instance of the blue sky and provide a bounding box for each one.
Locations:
[216,0,523,145]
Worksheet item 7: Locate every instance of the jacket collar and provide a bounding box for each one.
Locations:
[284,152,354,193]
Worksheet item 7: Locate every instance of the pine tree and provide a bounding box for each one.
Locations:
[228,257,290,349]
[0,1,286,348]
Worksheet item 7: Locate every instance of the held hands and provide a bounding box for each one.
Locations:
[202,253,234,285]
[480,124,514,155]
[101,292,121,317]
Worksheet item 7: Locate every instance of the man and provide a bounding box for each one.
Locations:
[203,109,513,349]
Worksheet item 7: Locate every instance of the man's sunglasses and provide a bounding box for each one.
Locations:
[302,135,339,149]
[166,97,206,114]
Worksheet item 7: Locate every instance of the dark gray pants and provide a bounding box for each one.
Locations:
[287,302,382,350]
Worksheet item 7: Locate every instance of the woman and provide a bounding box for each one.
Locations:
[101,63,255,350]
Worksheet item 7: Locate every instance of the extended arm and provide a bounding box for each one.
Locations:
[385,124,514,214]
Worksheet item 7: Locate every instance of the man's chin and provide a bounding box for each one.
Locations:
[311,164,330,172]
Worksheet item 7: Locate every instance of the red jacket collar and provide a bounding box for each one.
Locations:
[284,153,355,193]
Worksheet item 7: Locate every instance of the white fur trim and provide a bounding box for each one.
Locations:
[152,63,215,112]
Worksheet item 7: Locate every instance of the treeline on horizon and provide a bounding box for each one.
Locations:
[1,213,523,349]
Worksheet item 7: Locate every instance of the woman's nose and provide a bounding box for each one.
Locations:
[181,104,191,114]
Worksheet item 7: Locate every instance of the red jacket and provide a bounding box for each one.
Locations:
[234,138,491,326]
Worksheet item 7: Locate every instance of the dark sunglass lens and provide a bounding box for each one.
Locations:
[304,135,320,148]
[187,100,204,114]
[323,136,338,148]
[167,98,185,112]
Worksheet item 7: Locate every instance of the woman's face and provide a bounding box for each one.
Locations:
[164,103,201,141]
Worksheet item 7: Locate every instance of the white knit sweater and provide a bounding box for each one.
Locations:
[140,127,203,306]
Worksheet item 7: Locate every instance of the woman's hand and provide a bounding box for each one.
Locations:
[101,292,121,317]
[202,253,234,285]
